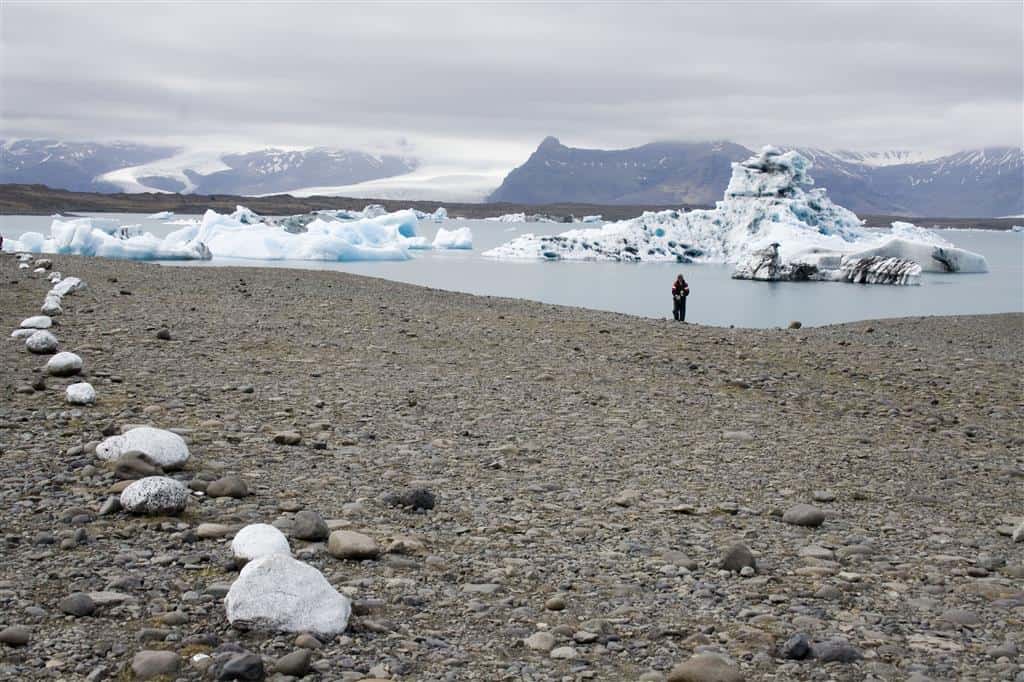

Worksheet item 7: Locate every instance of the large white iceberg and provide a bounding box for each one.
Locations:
[432,226,473,250]
[484,146,988,285]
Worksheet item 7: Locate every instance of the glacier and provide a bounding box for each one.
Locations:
[483,146,988,285]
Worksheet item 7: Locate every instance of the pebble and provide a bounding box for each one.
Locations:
[782,503,826,527]
[550,646,578,660]
[0,626,31,647]
[217,652,263,680]
[667,653,743,682]
[66,382,97,405]
[59,592,96,617]
[525,631,556,652]
[46,351,83,376]
[156,327,172,340]
[120,476,190,515]
[383,486,436,510]
[291,510,329,541]
[273,431,302,445]
[207,475,249,498]
[274,649,312,677]
[721,543,756,573]
[25,330,59,354]
[780,632,811,660]
[327,530,380,560]
[812,637,863,663]
[131,650,180,680]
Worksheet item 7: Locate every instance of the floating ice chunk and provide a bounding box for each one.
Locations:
[230,205,262,224]
[148,211,174,220]
[432,207,448,222]
[486,213,526,223]
[732,243,921,285]
[182,208,419,261]
[582,214,603,223]
[66,382,96,405]
[362,204,386,219]
[432,226,473,250]
[847,235,987,273]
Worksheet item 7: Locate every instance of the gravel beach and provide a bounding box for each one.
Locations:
[2,254,1022,681]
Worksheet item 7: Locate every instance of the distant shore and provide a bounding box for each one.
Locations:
[1,183,1019,230]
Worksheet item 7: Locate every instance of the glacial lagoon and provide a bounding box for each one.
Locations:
[2,213,1021,328]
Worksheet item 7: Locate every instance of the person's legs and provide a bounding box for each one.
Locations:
[680,297,686,322]
[672,299,681,320]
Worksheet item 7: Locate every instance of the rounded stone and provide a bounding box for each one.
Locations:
[206,475,249,499]
[231,523,291,564]
[96,427,190,469]
[59,592,96,617]
[721,543,756,573]
[65,382,96,405]
[131,650,181,680]
[25,330,58,354]
[274,649,313,677]
[525,631,555,652]
[327,530,380,560]
[782,503,826,528]
[667,653,743,682]
[46,351,83,376]
[20,315,52,329]
[291,510,329,541]
[0,626,31,647]
[120,476,189,515]
[550,646,578,660]
[225,552,352,636]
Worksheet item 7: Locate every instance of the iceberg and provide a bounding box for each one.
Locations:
[2,217,212,260]
[484,146,988,285]
[432,226,473,250]
[485,212,562,224]
[148,211,174,220]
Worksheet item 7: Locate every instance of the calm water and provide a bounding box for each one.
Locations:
[3,213,1022,328]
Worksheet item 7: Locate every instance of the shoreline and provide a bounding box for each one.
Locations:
[2,254,1022,680]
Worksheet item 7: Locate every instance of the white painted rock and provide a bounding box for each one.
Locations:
[50,276,85,297]
[66,382,96,405]
[20,315,52,329]
[41,296,63,316]
[96,427,190,469]
[10,328,36,339]
[231,524,291,564]
[225,553,351,636]
[46,351,83,376]
[120,476,189,515]
[25,330,58,354]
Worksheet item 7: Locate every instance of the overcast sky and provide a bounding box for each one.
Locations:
[1,1,1021,170]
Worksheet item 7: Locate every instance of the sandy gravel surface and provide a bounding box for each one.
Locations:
[1,254,1022,681]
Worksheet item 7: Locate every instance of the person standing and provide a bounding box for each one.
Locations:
[671,274,689,322]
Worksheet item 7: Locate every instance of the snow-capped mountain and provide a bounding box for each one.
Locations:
[1,139,418,197]
[490,138,1023,217]
[0,139,178,192]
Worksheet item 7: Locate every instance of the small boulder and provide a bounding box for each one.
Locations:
[156,327,172,340]
[811,637,862,663]
[788,320,802,329]
[780,633,811,660]
[327,530,379,560]
[524,631,555,652]
[25,330,58,354]
[96,426,190,469]
[225,553,351,636]
[383,487,436,510]
[46,351,83,376]
[231,523,291,564]
[216,652,263,681]
[120,476,189,515]
[0,626,31,647]
[782,503,826,528]
[273,649,312,677]
[291,510,329,541]
[66,382,96,405]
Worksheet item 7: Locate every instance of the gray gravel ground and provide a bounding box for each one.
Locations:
[1,254,1022,681]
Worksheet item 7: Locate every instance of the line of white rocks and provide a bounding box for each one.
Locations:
[10,254,94,405]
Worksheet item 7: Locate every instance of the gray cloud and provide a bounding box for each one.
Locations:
[1,1,1021,168]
